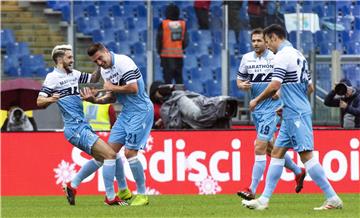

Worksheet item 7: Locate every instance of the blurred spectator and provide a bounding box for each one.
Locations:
[83,87,116,131]
[194,0,211,29]
[226,1,248,43]
[1,107,37,131]
[324,79,360,128]
[248,1,268,29]
[150,81,166,129]
[156,4,189,84]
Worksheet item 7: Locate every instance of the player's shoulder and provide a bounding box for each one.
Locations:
[114,53,137,69]
[242,51,255,61]
[114,53,133,63]
[71,69,82,75]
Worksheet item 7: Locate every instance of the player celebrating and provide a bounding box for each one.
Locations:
[236,28,306,201]
[81,43,154,206]
[36,44,127,206]
[242,24,343,210]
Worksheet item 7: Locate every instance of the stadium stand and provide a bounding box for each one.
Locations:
[1,0,359,100]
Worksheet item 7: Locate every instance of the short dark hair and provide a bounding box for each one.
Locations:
[263,24,286,39]
[251,28,264,39]
[87,43,106,56]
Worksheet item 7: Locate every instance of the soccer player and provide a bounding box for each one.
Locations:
[236,28,306,201]
[242,24,343,210]
[36,44,127,206]
[81,43,154,206]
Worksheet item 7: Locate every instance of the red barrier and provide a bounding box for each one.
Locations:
[1,130,359,196]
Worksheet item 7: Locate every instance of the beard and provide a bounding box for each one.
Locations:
[64,63,73,73]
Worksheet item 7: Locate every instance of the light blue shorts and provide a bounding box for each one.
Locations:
[64,125,99,155]
[275,114,314,152]
[109,108,154,150]
[252,112,280,141]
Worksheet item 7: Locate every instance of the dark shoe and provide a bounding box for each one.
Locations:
[237,188,255,200]
[295,168,306,193]
[63,182,77,205]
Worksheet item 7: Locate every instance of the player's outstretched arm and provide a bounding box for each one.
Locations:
[80,87,116,104]
[36,93,60,108]
[249,80,281,111]
[103,80,138,94]
[236,79,252,91]
[90,66,101,83]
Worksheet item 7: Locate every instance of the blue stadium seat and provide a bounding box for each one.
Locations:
[105,41,120,53]
[352,5,360,16]
[350,30,360,42]
[344,42,360,54]
[92,29,114,45]
[204,80,221,97]
[319,42,333,55]
[184,80,204,94]
[131,42,145,55]
[209,43,221,56]
[114,29,128,42]
[212,67,221,83]
[229,79,244,99]
[6,42,30,58]
[237,43,251,55]
[109,4,124,17]
[239,30,251,44]
[1,29,15,48]
[134,4,147,18]
[127,29,140,44]
[118,43,131,56]
[184,56,198,70]
[355,17,360,30]
[139,30,147,43]
[4,55,20,77]
[20,55,46,77]
[84,4,98,17]
[212,30,222,45]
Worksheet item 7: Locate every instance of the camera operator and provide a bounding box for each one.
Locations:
[324,79,360,128]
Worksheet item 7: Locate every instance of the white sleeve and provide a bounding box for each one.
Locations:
[39,74,57,97]
[72,70,91,84]
[118,55,140,84]
[272,53,288,83]
[237,56,248,80]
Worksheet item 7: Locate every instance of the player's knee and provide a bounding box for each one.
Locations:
[103,148,117,159]
[124,149,138,159]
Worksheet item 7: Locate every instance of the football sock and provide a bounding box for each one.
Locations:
[103,159,116,200]
[128,156,146,194]
[261,158,285,199]
[250,155,266,193]
[115,153,127,190]
[284,153,302,175]
[71,159,102,189]
[305,157,337,199]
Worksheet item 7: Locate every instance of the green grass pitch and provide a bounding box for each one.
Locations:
[1,194,359,218]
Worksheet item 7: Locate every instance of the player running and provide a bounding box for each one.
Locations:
[242,24,343,210]
[36,44,127,206]
[81,43,154,206]
[236,28,306,201]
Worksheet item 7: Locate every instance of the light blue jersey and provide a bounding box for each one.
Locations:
[100,53,153,150]
[272,41,314,152]
[237,49,281,141]
[39,68,98,154]
[100,53,153,113]
[271,41,312,119]
[237,49,281,114]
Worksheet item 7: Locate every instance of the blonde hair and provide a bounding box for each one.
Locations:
[51,44,72,64]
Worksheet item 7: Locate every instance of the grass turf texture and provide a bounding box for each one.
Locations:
[2,194,359,218]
